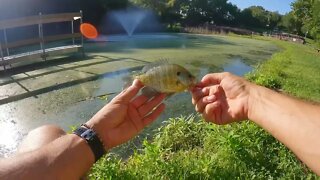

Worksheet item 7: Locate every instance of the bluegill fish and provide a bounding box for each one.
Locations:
[135,62,196,96]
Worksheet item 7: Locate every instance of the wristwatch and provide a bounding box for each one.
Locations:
[73,124,106,162]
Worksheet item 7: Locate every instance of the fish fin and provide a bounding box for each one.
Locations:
[141,86,160,98]
[122,70,143,89]
[141,59,170,73]
[122,75,134,90]
[165,93,175,100]
[96,92,117,101]
[158,58,169,64]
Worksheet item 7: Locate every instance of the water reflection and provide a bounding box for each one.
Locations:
[0,120,23,157]
[223,58,252,76]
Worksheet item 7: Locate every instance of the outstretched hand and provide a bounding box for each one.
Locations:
[87,80,166,150]
[191,72,252,125]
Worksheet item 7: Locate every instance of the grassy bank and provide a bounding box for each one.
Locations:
[88,38,320,179]
[247,38,320,102]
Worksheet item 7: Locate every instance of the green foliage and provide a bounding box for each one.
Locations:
[89,116,316,179]
[278,12,303,34]
[166,23,183,32]
[132,0,241,26]
[292,0,320,45]
[79,0,129,25]
[246,51,291,90]
[240,6,282,31]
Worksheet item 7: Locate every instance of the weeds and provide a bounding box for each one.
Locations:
[89,117,316,179]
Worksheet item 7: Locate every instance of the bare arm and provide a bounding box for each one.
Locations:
[0,134,95,179]
[0,80,165,179]
[248,83,320,174]
[191,72,320,175]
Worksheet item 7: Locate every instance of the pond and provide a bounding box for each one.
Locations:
[0,33,279,157]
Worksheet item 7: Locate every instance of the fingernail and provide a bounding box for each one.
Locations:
[202,88,209,94]
[206,95,216,103]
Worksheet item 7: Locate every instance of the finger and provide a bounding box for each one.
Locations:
[138,94,166,117]
[200,72,230,87]
[131,95,149,108]
[209,85,222,96]
[142,103,165,126]
[195,95,216,113]
[203,101,222,124]
[191,87,209,105]
[117,79,143,102]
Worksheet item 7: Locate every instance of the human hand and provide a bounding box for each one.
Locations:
[86,80,166,150]
[191,72,252,125]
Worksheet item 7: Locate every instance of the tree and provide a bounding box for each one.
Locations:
[269,12,282,29]
[79,0,129,25]
[278,12,303,34]
[131,0,241,26]
[240,6,265,29]
[292,0,320,44]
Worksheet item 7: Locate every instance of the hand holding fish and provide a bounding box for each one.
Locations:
[193,72,320,174]
[191,72,251,125]
[87,80,166,150]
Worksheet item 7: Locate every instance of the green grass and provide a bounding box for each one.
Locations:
[247,39,320,102]
[88,38,320,179]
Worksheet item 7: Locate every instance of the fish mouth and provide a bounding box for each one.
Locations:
[191,77,197,86]
[187,78,197,90]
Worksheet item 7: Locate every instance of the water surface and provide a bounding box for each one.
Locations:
[0,33,278,157]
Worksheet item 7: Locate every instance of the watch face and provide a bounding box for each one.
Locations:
[82,129,96,141]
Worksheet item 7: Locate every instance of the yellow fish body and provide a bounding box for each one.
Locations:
[136,63,196,94]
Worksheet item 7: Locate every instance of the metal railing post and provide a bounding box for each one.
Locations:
[0,42,5,70]
[3,29,9,56]
[38,12,46,61]
[71,20,75,45]
[80,10,85,57]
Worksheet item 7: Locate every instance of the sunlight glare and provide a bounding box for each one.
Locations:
[80,23,98,39]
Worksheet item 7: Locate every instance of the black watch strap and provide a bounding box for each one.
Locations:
[73,125,106,162]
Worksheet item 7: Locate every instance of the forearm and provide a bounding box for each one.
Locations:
[248,84,320,174]
[0,134,95,180]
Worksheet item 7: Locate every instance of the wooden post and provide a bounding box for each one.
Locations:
[39,12,46,61]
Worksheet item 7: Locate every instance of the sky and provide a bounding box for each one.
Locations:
[228,0,295,15]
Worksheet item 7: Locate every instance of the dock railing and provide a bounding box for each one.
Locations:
[0,11,84,70]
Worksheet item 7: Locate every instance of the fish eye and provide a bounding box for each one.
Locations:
[188,74,192,78]
[177,72,181,76]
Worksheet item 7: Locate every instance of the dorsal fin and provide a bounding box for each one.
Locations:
[141,58,170,73]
